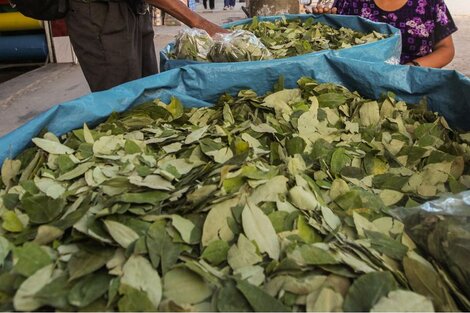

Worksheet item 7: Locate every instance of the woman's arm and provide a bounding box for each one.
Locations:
[145,0,227,35]
[410,35,455,68]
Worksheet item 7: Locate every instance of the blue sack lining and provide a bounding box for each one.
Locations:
[1,53,469,166]
[159,14,402,72]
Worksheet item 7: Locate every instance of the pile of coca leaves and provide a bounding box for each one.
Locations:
[171,17,387,62]
[0,77,469,312]
[234,17,387,59]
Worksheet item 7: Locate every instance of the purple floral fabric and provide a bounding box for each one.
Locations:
[334,0,457,64]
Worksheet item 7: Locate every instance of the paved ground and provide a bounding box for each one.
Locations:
[446,0,470,13]
[0,64,89,136]
[0,0,468,137]
[445,16,470,75]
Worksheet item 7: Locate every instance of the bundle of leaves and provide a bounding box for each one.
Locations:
[173,28,214,62]
[171,17,387,62]
[391,191,470,300]
[207,30,273,62]
[237,17,387,59]
[0,77,469,312]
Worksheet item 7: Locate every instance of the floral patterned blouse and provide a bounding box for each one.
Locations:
[334,0,458,64]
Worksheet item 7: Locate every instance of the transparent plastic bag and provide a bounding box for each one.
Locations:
[173,28,214,62]
[391,191,470,300]
[207,30,273,63]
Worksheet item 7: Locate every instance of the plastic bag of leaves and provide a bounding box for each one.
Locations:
[391,191,470,301]
[208,29,273,62]
[173,28,214,61]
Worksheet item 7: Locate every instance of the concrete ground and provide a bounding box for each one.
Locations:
[0,0,468,137]
[446,17,470,75]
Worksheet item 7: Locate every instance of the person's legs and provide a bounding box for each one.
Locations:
[224,0,229,9]
[139,12,158,77]
[67,0,157,91]
[209,0,215,9]
[67,0,110,91]
[203,0,207,9]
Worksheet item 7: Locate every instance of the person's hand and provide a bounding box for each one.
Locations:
[307,4,338,14]
[197,20,229,36]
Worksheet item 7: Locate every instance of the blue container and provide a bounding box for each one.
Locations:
[1,53,469,166]
[0,34,48,62]
[159,14,402,72]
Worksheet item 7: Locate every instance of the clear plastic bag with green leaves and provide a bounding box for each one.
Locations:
[208,30,273,62]
[391,192,470,303]
[173,27,214,61]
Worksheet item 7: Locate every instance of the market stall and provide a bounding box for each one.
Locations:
[0,5,469,312]
[0,51,469,311]
[160,14,402,71]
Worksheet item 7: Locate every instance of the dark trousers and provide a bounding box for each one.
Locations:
[66,0,158,92]
[203,0,214,9]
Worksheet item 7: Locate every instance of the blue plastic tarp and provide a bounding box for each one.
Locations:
[1,54,470,166]
[159,14,402,72]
